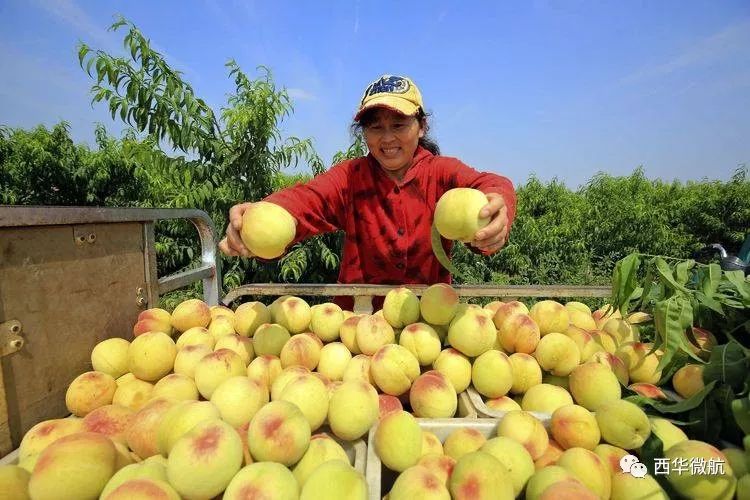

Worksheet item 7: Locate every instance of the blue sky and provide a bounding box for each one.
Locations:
[1,0,748,189]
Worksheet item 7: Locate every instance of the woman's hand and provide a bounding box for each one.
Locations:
[471,193,509,254]
[218,202,255,257]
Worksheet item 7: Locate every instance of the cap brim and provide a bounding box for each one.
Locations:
[354,95,420,121]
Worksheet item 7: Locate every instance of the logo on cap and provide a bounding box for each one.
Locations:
[361,75,410,104]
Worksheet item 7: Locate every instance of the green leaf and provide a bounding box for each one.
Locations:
[725,270,750,301]
[704,341,748,392]
[688,394,722,443]
[674,259,694,285]
[701,263,722,296]
[694,291,725,315]
[611,253,641,316]
[655,257,691,295]
[731,396,750,435]
[625,380,716,413]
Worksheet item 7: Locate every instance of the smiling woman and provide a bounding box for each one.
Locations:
[219,74,518,310]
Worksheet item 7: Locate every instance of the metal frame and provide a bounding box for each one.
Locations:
[0,206,220,305]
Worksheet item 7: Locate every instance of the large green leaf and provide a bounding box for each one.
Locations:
[704,341,748,392]
[611,252,641,316]
[700,263,723,296]
[655,257,691,295]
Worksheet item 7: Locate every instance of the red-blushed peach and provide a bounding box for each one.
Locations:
[508,352,543,395]
[327,380,379,440]
[340,314,365,354]
[382,287,421,328]
[615,342,663,384]
[664,440,737,499]
[534,439,564,469]
[299,460,367,499]
[355,314,396,355]
[150,373,198,402]
[497,410,549,460]
[133,307,173,337]
[590,329,619,354]
[538,479,598,500]
[19,418,84,461]
[125,398,176,460]
[449,451,514,500]
[687,326,717,360]
[568,308,597,331]
[418,453,456,487]
[103,478,179,500]
[167,419,243,498]
[672,363,706,399]
[375,410,423,472]
[194,348,246,399]
[492,300,530,330]
[443,428,487,461]
[603,317,640,344]
[563,325,604,362]
[223,462,299,500]
[629,382,669,400]
[173,344,212,378]
[253,323,291,356]
[156,401,221,456]
[127,332,176,382]
[447,308,496,357]
[215,333,254,365]
[432,348,472,393]
[589,351,630,386]
[65,371,117,417]
[471,350,513,398]
[525,466,580,500]
[521,383,574,414]
[310,302,345,341]
[594,444,629,476]
[421,431,444,456]
[481,436,535,496]
[272,296,312,333]
[342,354,374,385]
[421,283,460,325]
[533,333,580,376]
[98,460,169,499]
[81,404,134,445]
[280,332,323,370]
[550,404,600,450]
[246,354,283,390]
[170,298,211,332]
[292,433,349,486]
[247,400,311,465]
[592,304,621,329]
[569,362,622,411]
[370,344,420,396]
[210,304,234,320]
[28,432,118,500]
[529,300,570,336]
[279,373,330,431]
[112,378,154,411]
[595,399,651,450]
[233,301,270,337]
[175,326,214,350]
[210,376,269,428]
[379,394,404,421]
[270,366,311,401]
[410,370,458,418]
[557,447,612,498]
[497,313,541,354]
[486,396,522,412]
[389,465,451,500]
[91,338,130,379]
[207,315,236,341]
[483,300,504,317]
[399,323,443,365]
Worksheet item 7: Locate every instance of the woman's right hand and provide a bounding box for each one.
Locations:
[218,202,255,257]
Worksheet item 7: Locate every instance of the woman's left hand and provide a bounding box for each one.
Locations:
[471,192,509,254]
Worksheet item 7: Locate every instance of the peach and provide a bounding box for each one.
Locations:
[210,304,234,320]
[246,354,283,390]
[370,344,421,396]
[563,325,604,362]
[175,326,214,349]
[626,311,652,324]
[723,447,748,477]
[616,342,663,384]
[421,431,444,456]
[529,300,569,336]
[272,295,312,333]
[447,308,495,357]
[167,419,243,499]
[151,373,198,401]
[399,322,443,365]
[672,363,705,399]
[418,454,456,487]
[28,432,117,500]
[534,439,564,469]
[380,394,404,420]
[492,300,530,329]
[497,312,540,354]
[538,480,598,499]
[594,443,629,476]
[253,323,291,356]
[299,460,367,499]
[104,478,179,500]
[156,400,221,456]
[521,383,574,414]
[508,352,543,395]
[317,342,352,381]
[483,300,504,316]
[280,332,323,370]
[449,451,514,500]
[533,332,580,376]
[525,466,579,500]
[99,461,169,499]
[389,465,451,499]
[649,417,688,451]
[542,373,570,390]
[127,332,176,382]
[0,465,30,500]
[223,462,299,499]
[66,371,117,417]
[550,404,600,450]
[481,436,535,496]
[486,396,522,412]
[327,380,379,440]
[443,428,487,461]
[115,373,136,386]
[81,404,133,444]
[342,354,375,385]
[421,283,460,325]
[595,399,651,449]
[611,471,668,500]
[19,418,84,461]
[112,378,154,411]
[410,370,458,418]
[292,433,349,486]
[210,376,269,427]
[375,410,423,471]
[383,287,421,328]
[270,366,311,400]
[590,329,618,353]
[557,447,612,498]
[207,315,236,341]
[434,187,490,241]
[194,348,246,399]
[215,333,255,365]
[629,382,669,400]
[355,314,396,355]
[590,351,630,386]
[566,306,595,330]
[432,348,472,393]
[471,350,513,398]
[133,308,172,337]
[497,410,549,460]
[569,362,622,411]
[308,302,344,341]
[565,301,591,315]
[688,326,717,360]
[170,298,211,332]
[247,400,311,465]
[239,201,296,258]
[172,343,212,378]
[279,373,330,430]
[339,314,364,354]
[664,440,737,499]
[126,398,176,459]
[91,338,130,379]
[233,301,271,337]
[592,304,621,329]
[603,317,639,344]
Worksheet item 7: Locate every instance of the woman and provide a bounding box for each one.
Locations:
[220,75,517,309]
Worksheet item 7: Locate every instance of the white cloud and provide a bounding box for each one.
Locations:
[287,87,316,101]
[31,0,116,49]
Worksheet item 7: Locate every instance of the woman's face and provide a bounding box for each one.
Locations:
[362,108,425,178]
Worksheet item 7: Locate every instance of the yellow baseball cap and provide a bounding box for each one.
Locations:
[354,75,424,121]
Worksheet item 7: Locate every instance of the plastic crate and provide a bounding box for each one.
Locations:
[466,387,551,427]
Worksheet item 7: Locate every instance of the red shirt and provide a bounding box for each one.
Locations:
[264,146,517,310]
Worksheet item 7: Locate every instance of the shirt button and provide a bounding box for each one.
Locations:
[396,263,404,269]
[397,228,405,236]
[394,187,400,194]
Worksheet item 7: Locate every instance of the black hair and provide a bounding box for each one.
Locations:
[351,108,441,156]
